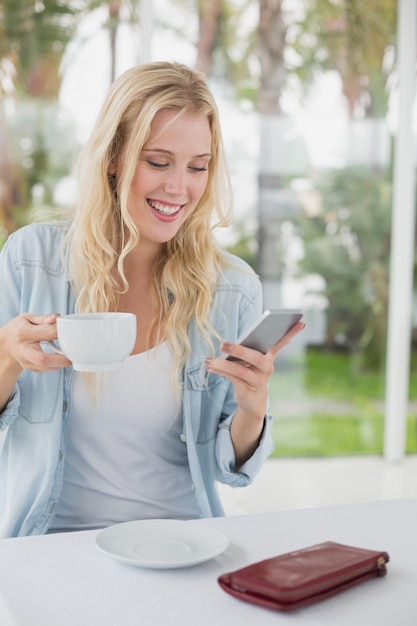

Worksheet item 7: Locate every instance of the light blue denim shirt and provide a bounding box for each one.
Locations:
[0,223,274,537]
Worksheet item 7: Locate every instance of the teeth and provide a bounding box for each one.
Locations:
[148,200,181,215]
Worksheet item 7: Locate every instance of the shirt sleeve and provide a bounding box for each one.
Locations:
[0,235,22,425]
[215,412,275,486]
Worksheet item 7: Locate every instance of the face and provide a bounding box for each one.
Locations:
[126,108,212,250]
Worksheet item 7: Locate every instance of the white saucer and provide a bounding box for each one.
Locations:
[95,519,230,569]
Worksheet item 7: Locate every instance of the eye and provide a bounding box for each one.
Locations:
[147,160,168,169]
[189,166,208,172]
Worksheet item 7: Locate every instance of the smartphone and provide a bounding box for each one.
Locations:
[226,309,303,361]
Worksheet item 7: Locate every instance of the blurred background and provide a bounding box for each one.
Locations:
[1,0,416,472]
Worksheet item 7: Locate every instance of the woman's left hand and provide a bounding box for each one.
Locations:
[205,320,305,468]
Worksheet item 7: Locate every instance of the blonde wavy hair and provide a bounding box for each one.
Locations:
[62,61,233,386]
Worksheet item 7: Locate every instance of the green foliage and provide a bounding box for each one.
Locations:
[270,414,417,458]
[3,100,79,227]
[268,348,417,457]
[0,0,87,96]
[225,217,258,270]
[213,0,258,89]
[297,167,393,367]
[290,0,397,117]
[303,348,387,400]
[270,347,417,404]
[0,0,88,235]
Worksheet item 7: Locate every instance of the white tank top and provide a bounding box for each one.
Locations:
[51,342,199,531]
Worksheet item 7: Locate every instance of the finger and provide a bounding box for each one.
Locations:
[206,355,268,388]
[29,314,61,335]
[21,344,71,371]
[45,313,60,326]
[220,342,267,369]
[24,313,59,326]
[19,314,60,342]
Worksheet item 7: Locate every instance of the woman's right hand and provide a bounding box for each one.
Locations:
[0,313,72,413]
[0,313,71,374]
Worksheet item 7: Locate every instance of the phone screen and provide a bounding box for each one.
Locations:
[226,309,303,360]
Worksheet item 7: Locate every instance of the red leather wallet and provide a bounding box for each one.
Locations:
[218,541,389,612]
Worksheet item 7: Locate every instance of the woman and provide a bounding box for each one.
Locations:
[0,62,304,537]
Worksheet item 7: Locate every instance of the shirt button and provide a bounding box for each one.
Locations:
[180,433,187,442]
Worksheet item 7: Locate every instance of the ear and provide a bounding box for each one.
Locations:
[107,164,117,191]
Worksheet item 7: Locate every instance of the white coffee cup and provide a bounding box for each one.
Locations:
[48,313,137,371]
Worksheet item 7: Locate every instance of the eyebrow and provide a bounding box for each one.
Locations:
[143,148,212,158]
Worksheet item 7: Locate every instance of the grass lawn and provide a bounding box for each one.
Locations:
[267,348,417,458]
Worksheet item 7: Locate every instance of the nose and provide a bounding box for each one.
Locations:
[163,167,186,195]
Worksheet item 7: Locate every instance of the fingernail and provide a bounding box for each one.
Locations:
[205,358,213,370]
[221,342,233,353]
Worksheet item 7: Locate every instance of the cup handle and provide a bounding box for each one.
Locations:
[46,340,65,356]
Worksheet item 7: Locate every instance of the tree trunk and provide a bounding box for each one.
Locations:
[258,0,286,116]
[257,0,288,307]
[108,0,123,85]
[0,104,18,235]
[195,0,221,76]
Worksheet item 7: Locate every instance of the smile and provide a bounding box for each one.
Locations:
[147,199,183,216]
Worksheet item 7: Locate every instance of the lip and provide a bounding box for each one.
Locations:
[147,198,184,222]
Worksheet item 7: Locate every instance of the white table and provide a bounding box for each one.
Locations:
[0,498,416,626]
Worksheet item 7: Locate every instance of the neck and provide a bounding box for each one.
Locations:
[124,240,164,281]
